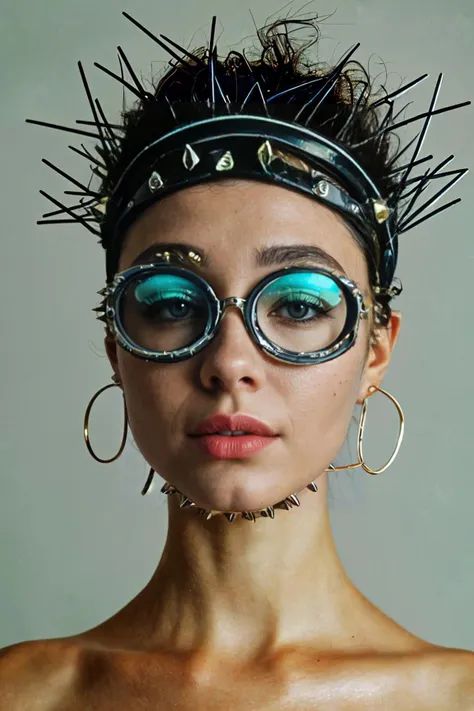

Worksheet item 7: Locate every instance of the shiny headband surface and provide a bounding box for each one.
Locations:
[26,11,470,294]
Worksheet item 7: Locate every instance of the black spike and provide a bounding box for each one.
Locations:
[399,168,468,232]
[122,11,194,69]
[386,154,433,177]
[397,154,454,220]
[41,158,101,197]
[26,118,101,140]
[77,61,113,169]
[68,144,107,171]
[398,198,462,234]
[116,46,154,101]
[42,196,96,218]
[295,43,361,124]
[38,191,100,235]
[159,33,205,66]
[93,61,148,101]
[37,217,97,224]
[370,73,429,109]
[94,99,120,151]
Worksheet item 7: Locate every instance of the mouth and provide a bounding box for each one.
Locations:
[188,414,279,459]
[189,413,278,438]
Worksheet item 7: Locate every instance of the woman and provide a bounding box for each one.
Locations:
[1,11,473,709]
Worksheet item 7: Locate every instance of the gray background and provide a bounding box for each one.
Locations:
[1,0,473,650]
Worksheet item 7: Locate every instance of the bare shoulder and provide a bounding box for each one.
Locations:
[420,646,474,709]
[0,639,81,711]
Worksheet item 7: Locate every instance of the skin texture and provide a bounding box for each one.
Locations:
[1,180,473,709]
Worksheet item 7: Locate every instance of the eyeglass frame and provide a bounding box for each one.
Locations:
[101,261,374,366]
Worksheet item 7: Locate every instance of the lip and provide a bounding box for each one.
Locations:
[189,413,278,437]
[192,434,276,459]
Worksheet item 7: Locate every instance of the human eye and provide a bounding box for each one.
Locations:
[132,274,208,324]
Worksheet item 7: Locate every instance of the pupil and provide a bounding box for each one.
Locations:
[288,302,308,318]
[170,301,188,316]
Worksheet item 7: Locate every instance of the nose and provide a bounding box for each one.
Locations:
[198,299,267,394]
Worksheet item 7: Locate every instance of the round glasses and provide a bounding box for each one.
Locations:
[103,263,372,365]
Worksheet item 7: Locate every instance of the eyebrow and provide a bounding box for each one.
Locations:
[131,241,346,274]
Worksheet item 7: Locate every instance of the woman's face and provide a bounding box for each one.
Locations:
[105,180,400,512]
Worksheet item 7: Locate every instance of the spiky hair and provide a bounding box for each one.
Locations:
[27,12,470,327]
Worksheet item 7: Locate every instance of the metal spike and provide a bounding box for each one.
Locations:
[41,159,101,197]
[215,151,234,171]
[183,144,200,170]
[398,197,462,233]
[148,171,164,192]
[117,45,152,100]
[38,190,100,235]
[287,494,300,507]
[26,118,101,140]
[224,512,236,523]
[68,144,107,170]
[397,154,454,221]
[179,497,195,508]
[93,61,148,101]
[267,75,327,103]
[42,197,96,219]
[122,11,194,70]
[141,469,155,496]
[370,74,429,109]
[399,168,468,232]
[159,33,205,66]
[266,506,275,519]
[77,61,112,169]
[97,288,108,296]
[96,314,108,324]
[294,43,361,124]
[372,199,392,224]
[307,481,319,493]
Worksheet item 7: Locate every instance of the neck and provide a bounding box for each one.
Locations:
[115,473,403,663]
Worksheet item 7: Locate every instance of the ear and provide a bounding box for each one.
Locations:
[104,333,121,384]
[357,310,402,403]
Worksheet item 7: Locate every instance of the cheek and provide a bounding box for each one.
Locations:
[279,343,365,453]
[117,353,191,449]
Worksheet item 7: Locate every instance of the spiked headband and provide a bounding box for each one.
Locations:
[27,12,471,293]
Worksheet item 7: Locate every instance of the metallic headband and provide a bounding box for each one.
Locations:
[26,11,471,295]
[101,115,392,285]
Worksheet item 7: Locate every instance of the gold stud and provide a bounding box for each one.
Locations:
[372,199,391,224]
[257,140,273,170]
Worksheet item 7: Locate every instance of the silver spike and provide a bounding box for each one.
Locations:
[215,151,234,172]
[96,314,108,323]
[148,171,164,192]
[287,494,300,507]
[179,497,195,508]
[183,144,200,170]
[224,512,236,523]
[307,481,319,492]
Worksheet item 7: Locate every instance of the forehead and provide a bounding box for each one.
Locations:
[118,179,370,285]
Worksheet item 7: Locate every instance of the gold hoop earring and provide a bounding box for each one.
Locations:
[83,378,128,463]
[83,377,156,494]
[327,385,404,475]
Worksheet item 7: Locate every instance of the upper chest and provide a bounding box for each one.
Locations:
[57,646,461,711]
